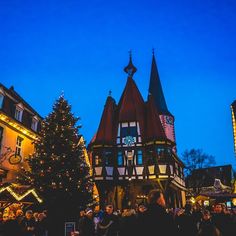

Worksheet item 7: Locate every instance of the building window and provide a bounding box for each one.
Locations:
[16,136,23,156]
[15,107,23,122]
[31,118,38,131]
[121,126,137,137]
[0,126,3,151]
[94,155,102,166]
[175,163,179,176]
[137,150,143,165]
[157,147,165,157]
[0,94,4,109]
[105,151,112,165]
[117,152,123,166]
[147,156,155,165]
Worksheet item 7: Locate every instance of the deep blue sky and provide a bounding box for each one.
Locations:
[1,0,236,167]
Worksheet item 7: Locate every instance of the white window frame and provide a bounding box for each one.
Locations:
[31,116,39,131]
[16,136,23,156]
[15,104,23,122]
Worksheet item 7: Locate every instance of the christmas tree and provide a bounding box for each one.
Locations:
[18,95,94,215]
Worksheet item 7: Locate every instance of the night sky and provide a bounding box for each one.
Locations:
[1,0,236,168]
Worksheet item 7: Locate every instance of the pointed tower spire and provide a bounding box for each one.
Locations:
[148,52,171,115]
[124,50,137,78]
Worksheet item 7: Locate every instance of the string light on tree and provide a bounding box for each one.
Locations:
[16,95,94,215]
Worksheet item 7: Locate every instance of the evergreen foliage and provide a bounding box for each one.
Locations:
[17,96,94,214]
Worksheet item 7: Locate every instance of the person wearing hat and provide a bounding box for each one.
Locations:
[78,208,95,236]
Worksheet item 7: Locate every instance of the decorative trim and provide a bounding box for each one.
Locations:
[0,185,42,203]
[130,122,136,127]
[121,122,128,127]
[95,177,103,180]
[117,167,125,176]
[159,175,169,178]
[149,175,156,179]
[135,167,144,175]
[148,165,155,175]
[95,167,103,176]
[159,165,167,174]
[106,177,113,180]
[105,167,113,176]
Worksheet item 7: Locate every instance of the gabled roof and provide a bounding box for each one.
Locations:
[146,94,167,141]
[94,95,116,144]
[0,83,42,133]
[148,55,172,116]
[118,77,145,135]
[0,83,41,118]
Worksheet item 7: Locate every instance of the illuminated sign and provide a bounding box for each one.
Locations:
[231,101,236,155]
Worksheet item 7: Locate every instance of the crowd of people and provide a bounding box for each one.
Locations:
[78,190,236,236]
[0,205,48,236]
[1,190,236,236]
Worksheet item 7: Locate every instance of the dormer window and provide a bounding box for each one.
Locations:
[31,116,39,131]
[0,93,4,109]
[15,106,23,121]
[121,125,137,137]
[15,107,23,121]
[120,122,138,146]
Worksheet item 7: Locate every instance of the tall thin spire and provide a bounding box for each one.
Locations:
[124,50,137,78]
[148,53,170,115]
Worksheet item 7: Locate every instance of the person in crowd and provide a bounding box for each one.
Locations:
[33,212,39,223]
[192,203,203,226]
[78,208,96,236]
[1,211,21,236]
[198,210,221,236]
[21,210,36,236]
[120,208,136,236]
[35,212,48,236]
[97,204,120,236]
[16,209,24,225]
[134,203,147,236]
[176,203,198,236]
[141,189,177,236]
[212,203,233,236]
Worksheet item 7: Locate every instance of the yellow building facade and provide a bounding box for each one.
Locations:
[0,84,40,183]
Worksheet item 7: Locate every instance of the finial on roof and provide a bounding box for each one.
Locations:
[152,48,155,56]
[10,86,14,91]
[124,50,137,78]
[129,50,132,59]
[108,90,112,97]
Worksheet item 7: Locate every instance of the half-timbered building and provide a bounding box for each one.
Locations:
[89,54,186,209]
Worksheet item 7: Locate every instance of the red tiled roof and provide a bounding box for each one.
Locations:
[95,96,116,144]
[118,77,145,135]
[146,95,166,141]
